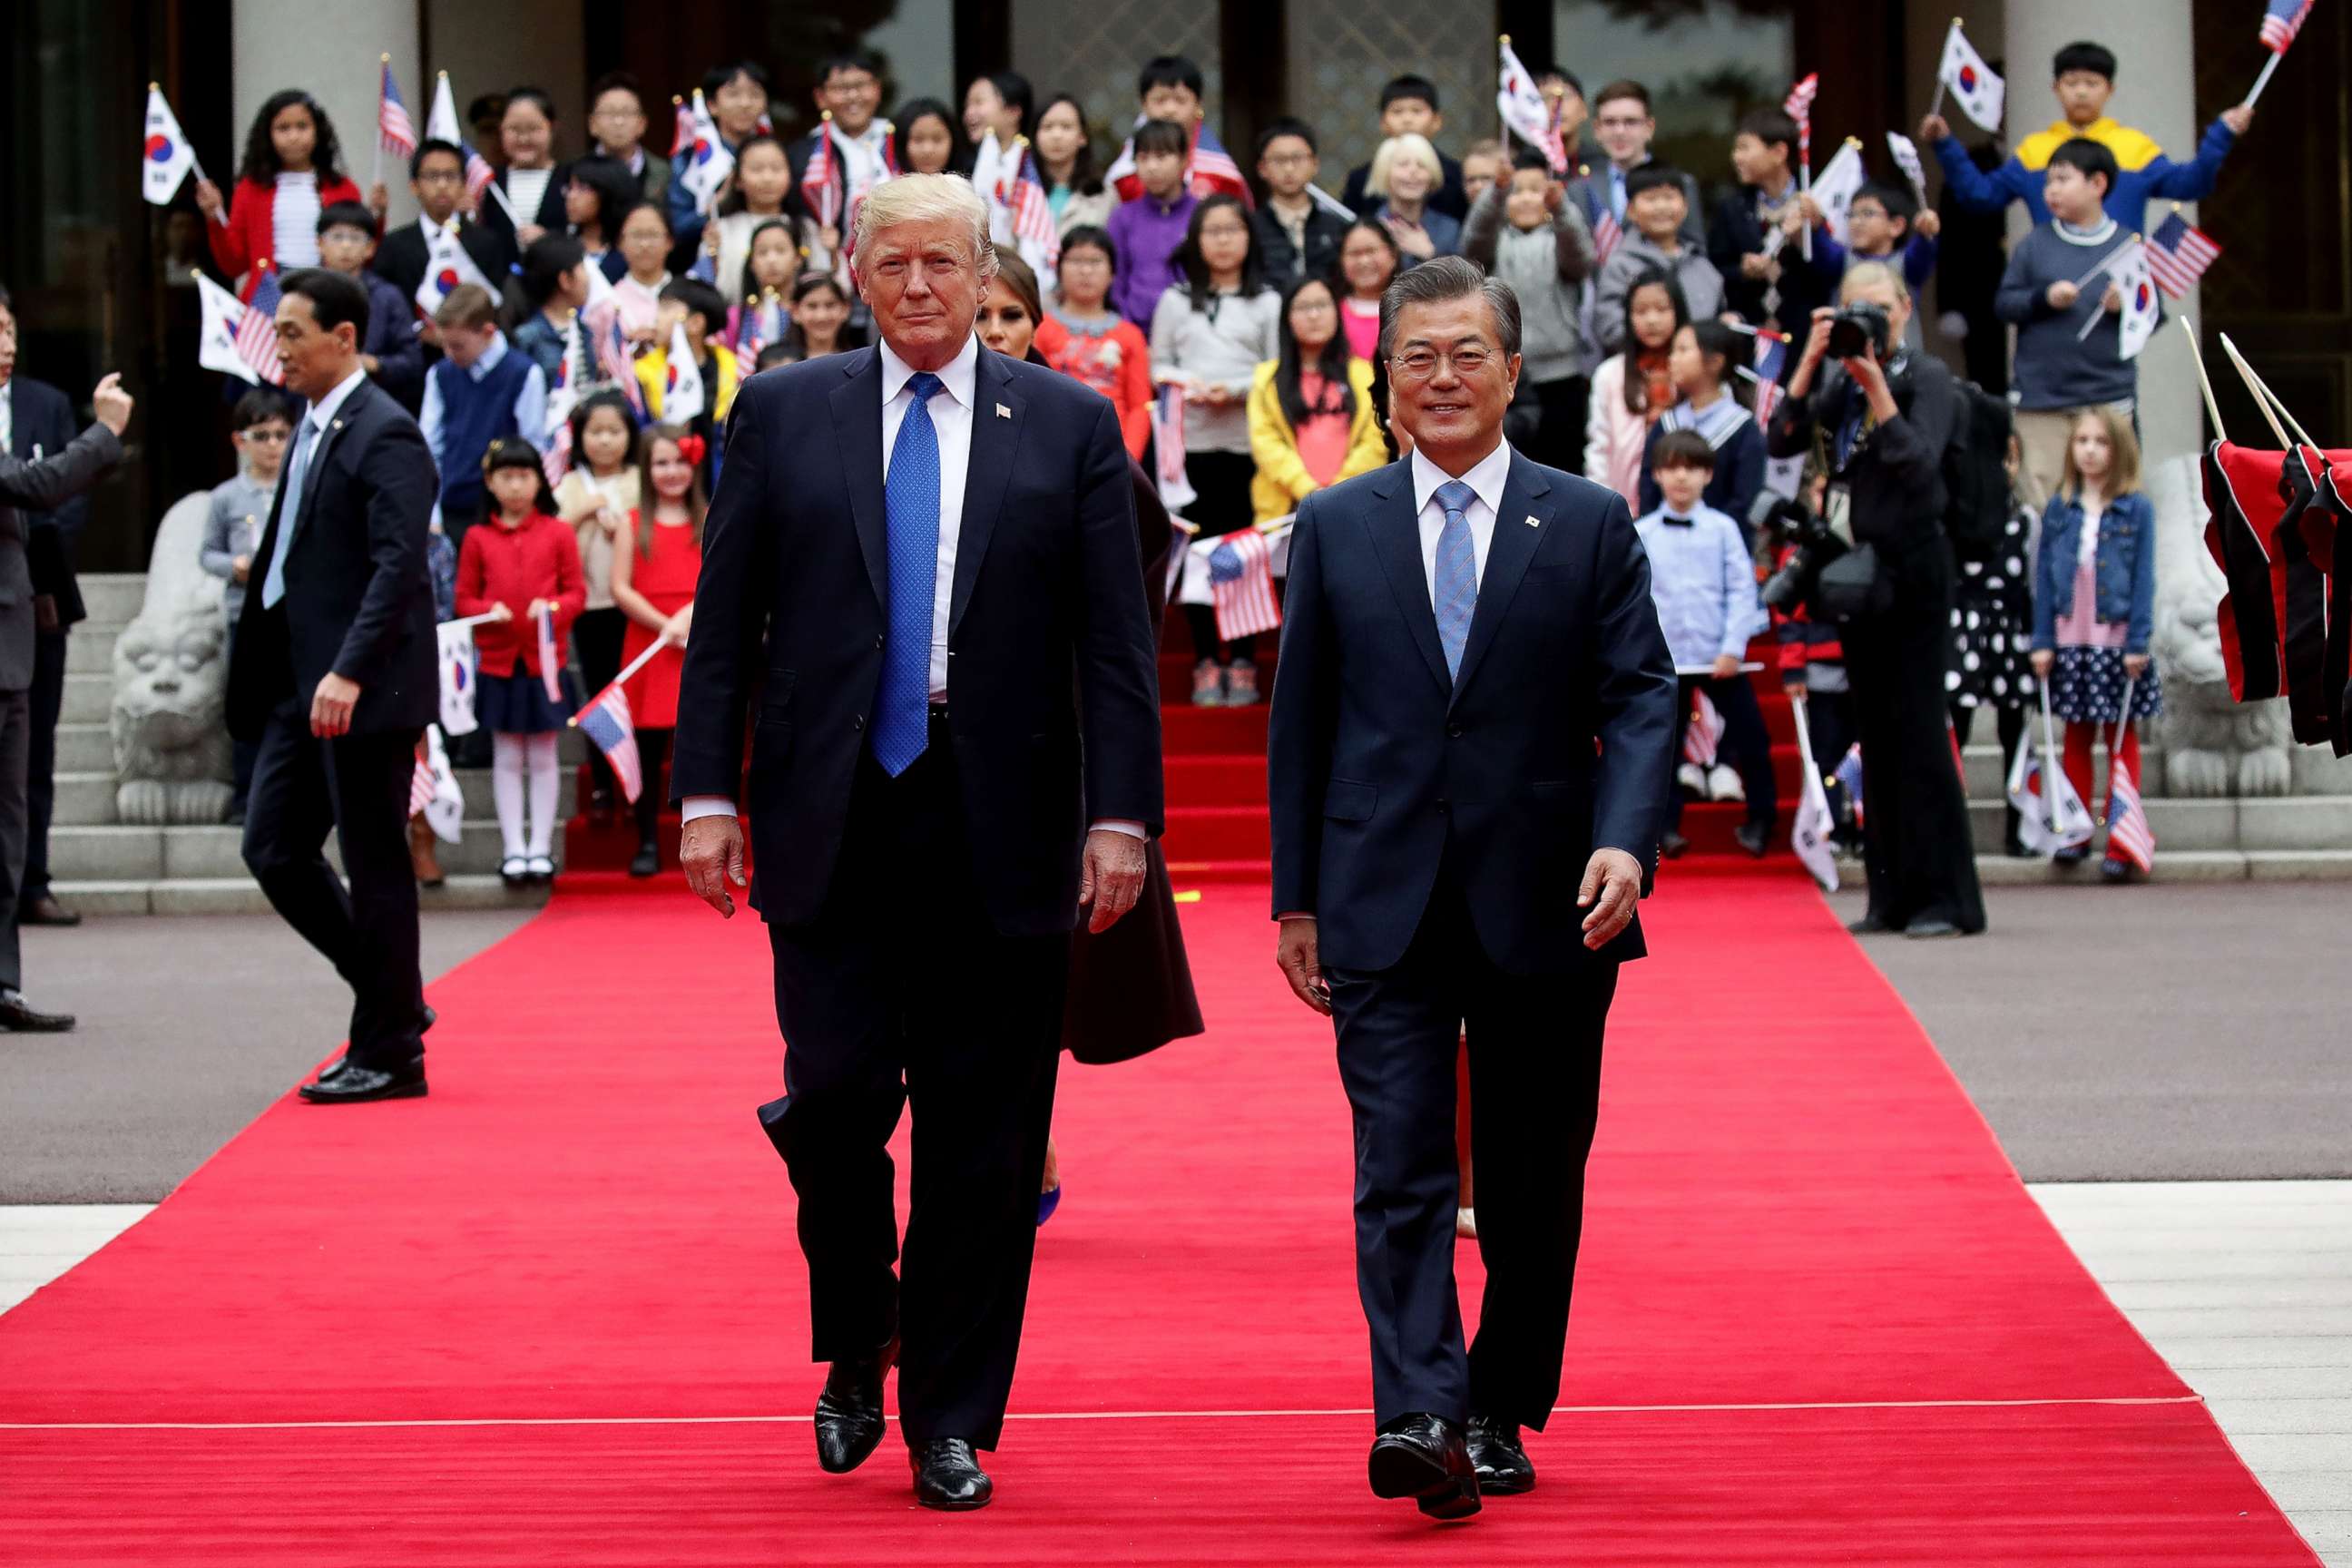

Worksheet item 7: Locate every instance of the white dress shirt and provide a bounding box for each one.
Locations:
[1408,438,1512,607]
[683,335,1142,838]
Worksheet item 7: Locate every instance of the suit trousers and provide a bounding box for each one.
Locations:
[1327,852,1617,1431]
[22,628,64,900]
[240,696,428,1069]
[760,713,1069,1451]
[0,685,31,989]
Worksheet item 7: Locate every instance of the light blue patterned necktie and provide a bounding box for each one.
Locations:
[872,371,945,776]
[259,414,318,612]
[1433,479,1477,681]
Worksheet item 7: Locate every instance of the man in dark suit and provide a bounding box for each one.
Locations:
[672,173,1161,1513]
[0,361,131,1032]
[228,270,440,1104]
[1269,257,1676,1520]
[369,141,509,308]
[0,287,92,927]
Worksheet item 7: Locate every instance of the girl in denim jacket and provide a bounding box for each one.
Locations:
[2029,407,2161,879]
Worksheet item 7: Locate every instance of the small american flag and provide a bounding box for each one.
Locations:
[671,96,693,157]
[597,308,647,418]
[458,138,495,205]
[2146,211,2221,298]
[1013,144,1060,269]
[806,113,840,230]
[535,604,564,703]
[2106,750,2155,870]
[1748,331,1789,427]
[409,736,437,817]
[2261,0,2313,51]
[1783,73,1819,123]
[735,293,783,359]
[1208,528,1281,642]
[1592,209,1622,262]
[575,682,643,803]
[379,61,417,159]
[1187,122,1250,205]
[235,265,286,386]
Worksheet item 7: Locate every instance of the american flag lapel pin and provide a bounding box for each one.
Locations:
[995,402,1012,419]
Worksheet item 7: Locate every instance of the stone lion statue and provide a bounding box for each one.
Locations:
[2145,453,2293,798]
[112,490,234,825]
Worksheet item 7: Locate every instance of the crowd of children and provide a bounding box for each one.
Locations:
[178,30,2226,888]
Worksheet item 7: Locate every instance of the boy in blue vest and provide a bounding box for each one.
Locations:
[419,282,547,548]
[1919,40,2253,229]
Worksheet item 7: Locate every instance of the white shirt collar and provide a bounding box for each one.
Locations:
[1409,439,1512,517]
[468,331,510,381]
[305,367,369,432]
[879,331,979,411]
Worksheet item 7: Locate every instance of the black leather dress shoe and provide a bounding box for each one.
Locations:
[22,895,81,927]
[319,1007,436,1082]
[0,988,74,1032]
[910,1437,993,1510]
[1465,1414,1534,1494]
[814,1337,897,1474]
[1368,1414,1480,1519]
[299,1060,426,1102]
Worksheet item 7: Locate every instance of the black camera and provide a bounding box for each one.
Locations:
[1826,300,1892,362]
[1753,490,1845,614]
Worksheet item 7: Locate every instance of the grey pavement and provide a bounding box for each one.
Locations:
[0,910,534,1203]
[1831,883,2352,1181]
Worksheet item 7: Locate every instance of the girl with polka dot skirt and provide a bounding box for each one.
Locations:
[1950,434,2038,856]
[2028,408,2161,880]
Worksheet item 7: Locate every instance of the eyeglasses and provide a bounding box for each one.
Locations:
[1389,347,1494,380]
[242,428,291,443]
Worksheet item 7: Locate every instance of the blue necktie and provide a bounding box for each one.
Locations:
[1433,479,1477,681]
[873,371,945,776]
[259,415,318,611]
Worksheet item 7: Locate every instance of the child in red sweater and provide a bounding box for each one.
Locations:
[456,438,586,885]
[195,89,365,297]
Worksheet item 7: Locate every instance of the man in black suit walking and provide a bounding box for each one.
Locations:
[0,360,132,1033]
[1269,257,1676,1519]
[672,172,1162,1513]
[228,270,441,1104]
[0,285,93,928]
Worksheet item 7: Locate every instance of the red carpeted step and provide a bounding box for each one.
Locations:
[1164,753,1267,807]
[1161,702,1270,755]
[1161,804,1270,864]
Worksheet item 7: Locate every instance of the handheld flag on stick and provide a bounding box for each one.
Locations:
[661,320,706,422]
[2009,687,2096,855]
[1207,528,1282,642]
[535,605,564,704]
[1497,36,1565,173]
[806,111,840,230]
[436,620,480,736]
[597,309,648,419]
[680,90,735,215]
[542,313,581,488]
[1834,744,1866,829]
[670,96,693,157]
[377,57,418,188]
[2247,0,2314,104]
[1788,694,1840,891]
[1808,140,1867,246]
[1885,131,1929,209]
[573,682,644,803]
[1152,384,1196,509]
[194,273,260,385]
[234,266,286,386]
[2146,208,2221,298]
[142,84,213,219]
[1681,689,1725,768]
[2104,678,2156,871]
[1934,19,2006,131]
[413,218,492,316]
[1784,74,1818,260]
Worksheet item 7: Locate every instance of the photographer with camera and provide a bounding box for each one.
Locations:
[1765,262,1984,939]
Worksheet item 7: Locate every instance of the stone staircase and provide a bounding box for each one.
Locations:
[50,574,554,916]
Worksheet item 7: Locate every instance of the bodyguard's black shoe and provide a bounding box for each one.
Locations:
[1368,1414,1480,1519]
[1465,1414,1534,1494]
[0,988,74,1032]
[298,1059,426,1102]
[1659,830,1690,859]
[320,1007,436,1081]
[814,1337,897,1474]
[910,1437,993,1510]
[1904,917,1963,939]
[22,895,81,927]
[1733,821,1770,858]
[1845,913,1898,936]
[628,844,661,877]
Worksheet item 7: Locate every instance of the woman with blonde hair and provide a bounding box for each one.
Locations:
[1365,132,1460,264]
[2029,405,2161,880]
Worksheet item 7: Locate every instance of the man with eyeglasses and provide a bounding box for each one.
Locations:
[787,50,893,249]
[1269,256,1675,1521]
[369,140,509,328]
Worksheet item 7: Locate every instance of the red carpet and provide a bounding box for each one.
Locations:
[0,875,2318,1563]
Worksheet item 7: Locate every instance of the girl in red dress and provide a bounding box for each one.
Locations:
[610,426,708,877]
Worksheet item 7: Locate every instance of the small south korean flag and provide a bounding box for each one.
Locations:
[142,84,198,205]
[1937,20,2005,132]
[2116,240,2163,361]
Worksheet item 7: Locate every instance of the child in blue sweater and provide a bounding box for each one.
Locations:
[1920,39,2253,229]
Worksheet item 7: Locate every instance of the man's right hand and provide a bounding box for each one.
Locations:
[681,813,747,918]
[1276,916,1330,1015]
[92,373,133,436]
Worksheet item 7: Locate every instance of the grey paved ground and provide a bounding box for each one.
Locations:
[1829,883,2352,1181]
[0,911,534,1203]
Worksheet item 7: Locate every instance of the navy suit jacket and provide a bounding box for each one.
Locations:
[227,377,441,741]
[1268,448,1677,975]
[9,377,88,628]
[671,343,1164,936]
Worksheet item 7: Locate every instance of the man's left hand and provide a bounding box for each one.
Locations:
[311,673,362,738]
[1077,828,1147,934]
[1578,848,1643,950]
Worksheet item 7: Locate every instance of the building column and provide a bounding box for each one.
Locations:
[232,4,424,228]
[2004,0,2203,467]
